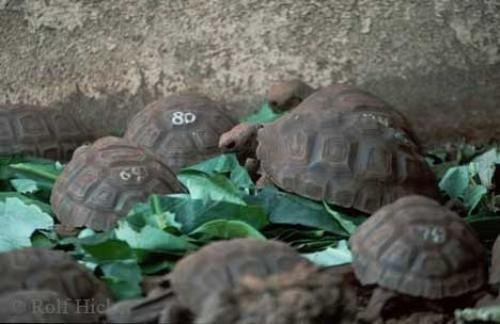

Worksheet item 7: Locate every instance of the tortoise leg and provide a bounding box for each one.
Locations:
[159,297,193,324]
[358,287,397,323]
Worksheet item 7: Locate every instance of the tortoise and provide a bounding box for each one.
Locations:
[350,195,486,321]
[196,263,357,324]
[51,136,184,231]
[220,85,439,214]
[124,93,236,171]
[0,104,97,161]
[490,235,500,288]
[105,239,315,324]
[0,290,100,323]
[0,248,109,310]
[267,81,416,139]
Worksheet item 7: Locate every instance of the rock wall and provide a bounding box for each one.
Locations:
[1,0,499,145]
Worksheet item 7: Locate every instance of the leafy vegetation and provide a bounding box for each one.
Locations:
[1,116,499,303]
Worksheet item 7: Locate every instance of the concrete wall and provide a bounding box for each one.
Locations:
[1,0,499,146]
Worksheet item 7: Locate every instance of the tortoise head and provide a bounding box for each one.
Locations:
[218,123,262,156]
[267,80,315,112]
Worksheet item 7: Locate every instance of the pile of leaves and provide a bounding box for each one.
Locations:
[0,105,499,314]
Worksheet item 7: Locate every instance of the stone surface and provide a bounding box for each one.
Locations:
[0,0,499,146]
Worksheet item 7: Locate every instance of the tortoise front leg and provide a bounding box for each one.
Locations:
[358,287,397,323]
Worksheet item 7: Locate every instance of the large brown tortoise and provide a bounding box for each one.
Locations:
[51,136,184,231]
[350,195,486,322]
[220,84,439,214]
[124,93,236,171]
[0,248,110,323]
[0,104,97,161]
[106,239,356,324]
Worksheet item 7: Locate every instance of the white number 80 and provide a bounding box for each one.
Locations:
[172,111,197,125]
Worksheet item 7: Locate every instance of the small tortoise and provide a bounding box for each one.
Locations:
[350,195,486,321]
[124,93,236,171]
[490,235,500,287]
[0,104,96,161]
[105,239,314,324]
[0,248,109,309]
[51,136,184,231]
[221,85,439,213]
[196,263,357,324]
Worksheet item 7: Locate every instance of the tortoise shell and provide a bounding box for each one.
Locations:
[0,248,109,305]
[489,235,500,285]
[124,94,236,171]
[51,136,184,231]
[350,195,486,299]
[291,85,416,138]
[170,239,313,314]
[256,91,439,213]
[0,104,95,161]
[0,290,99,323]
[196,264,357,324]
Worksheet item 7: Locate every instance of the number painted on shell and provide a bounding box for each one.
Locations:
[172,111,197,126]
[413,225,447,244]
[119,167,147,182]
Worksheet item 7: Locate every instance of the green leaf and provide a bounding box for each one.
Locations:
[127,196,182,232]
[101,260,142,300]
[302,240,352,266]
[178,170,246,205]
[0,197,54,252]
[439,166,470,199]
[182,154,254,190]
[141,259,176,274]
[5,160,63,188]
[463,185,488,213]
[115,222,194,254]
[190,219,266,241]
[323,202,360,235]
[10,179,39,194]
[140,194,268,233]
[247,187,351,236]
[240,103,283,124]
[455,305,500,323]
[30,231,57,249]
[263,226,337,252]
[0,192,52,214]
[472,148,500,188]
[81,239,135,262]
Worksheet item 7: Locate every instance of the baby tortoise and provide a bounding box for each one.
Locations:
[196,263,357,324]
[0,247,110,322]
[105,239,315,324]
[220,85,439,214]
[0,104,97,161]
[350,195,486,322]
[51,136,184,231]
[125,93,236,171]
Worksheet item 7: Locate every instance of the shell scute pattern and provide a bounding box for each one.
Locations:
[257,99,439,213]
[0,104,95,160]
[125,94,236,171]
[350,196,486,299]
[170,239,313,314]
[51,136,184,231]
[0,248,109,302]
